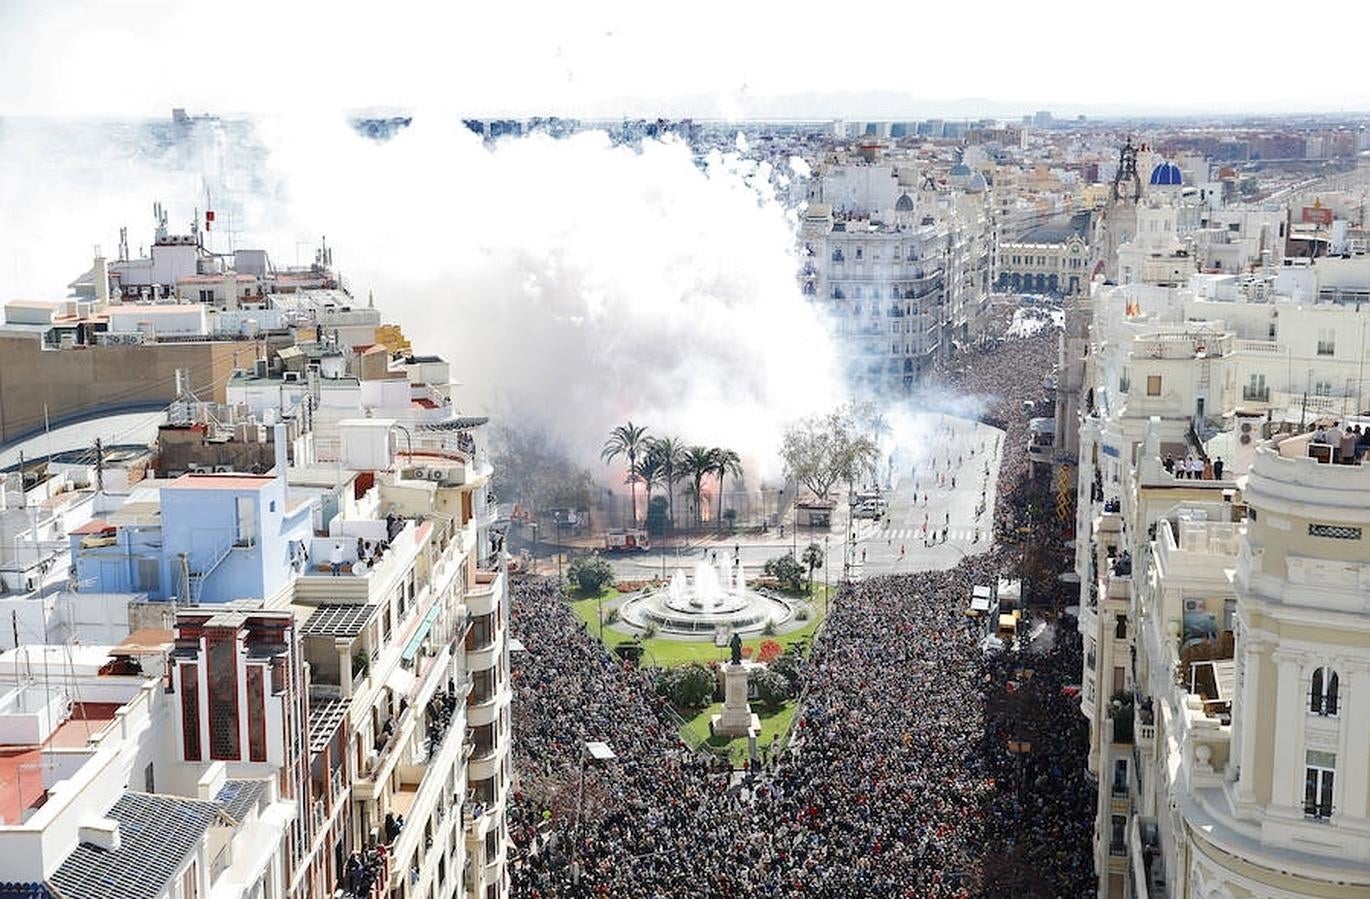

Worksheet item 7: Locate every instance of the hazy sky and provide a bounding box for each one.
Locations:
[1,0,1364,118]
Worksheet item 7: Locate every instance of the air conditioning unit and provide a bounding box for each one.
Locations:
[213,465,232,473]
[1184,599,1202,613]
[283,371,301,383]
[1239,419,1255,445]
[428,469,445,482]
[409,467,429,481]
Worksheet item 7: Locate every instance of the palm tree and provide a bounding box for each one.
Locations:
[681,445,717,528]
[602,421,650,527]
[710,448,743,528]
[646,436,685,530]
[634,451,665,510]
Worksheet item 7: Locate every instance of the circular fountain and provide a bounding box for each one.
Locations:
[618,557,803,637]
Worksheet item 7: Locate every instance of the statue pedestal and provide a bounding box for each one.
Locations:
[711,662,759,738]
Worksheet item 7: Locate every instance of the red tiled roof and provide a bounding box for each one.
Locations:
[166,473,275,490]
[70,519,114,536]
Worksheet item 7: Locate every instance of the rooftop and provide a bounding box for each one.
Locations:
[300,603,378,639]
[162,473,277,491]
[48,792,223,899]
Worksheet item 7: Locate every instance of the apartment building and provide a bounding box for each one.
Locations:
[1072,261,1370,896]
[0,238,509,898]
[798,158,993,395]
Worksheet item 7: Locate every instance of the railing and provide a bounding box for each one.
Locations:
[207,842,230,880]
[1241,387,1270,401]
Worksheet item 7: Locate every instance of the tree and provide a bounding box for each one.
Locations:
[645,495,669,536]
[752,668,791,712]
[602,422,650,528]
[656,663,716,710]
[646,436,685,530]
[491,424,595,514]
[634,450,665,510]
[778,403,880,500]
[801,542,824,594]
[763,552,807,593]
[681,445,717,527]
[566,555,614,596]
[710,448,743,529]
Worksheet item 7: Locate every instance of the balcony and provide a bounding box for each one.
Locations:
[466,569,504,617]
[1135,696,1157,757]
[1241,386,1270,402]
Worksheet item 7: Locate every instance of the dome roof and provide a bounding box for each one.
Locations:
[895,193,915,212]
[1149,161,1183,186]
[949,163,972,177]
[967,173,988,192]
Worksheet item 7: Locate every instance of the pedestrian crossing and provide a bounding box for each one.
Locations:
[859,527,982,543]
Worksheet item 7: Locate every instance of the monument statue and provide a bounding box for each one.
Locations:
[729,633,743,665]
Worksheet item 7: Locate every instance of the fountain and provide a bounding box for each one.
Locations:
[617,555,803,637]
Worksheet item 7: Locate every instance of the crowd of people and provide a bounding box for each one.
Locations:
[506,322,1096,896]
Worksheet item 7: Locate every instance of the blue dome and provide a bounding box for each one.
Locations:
[949,163,971,177]
[1149,161,1183,186]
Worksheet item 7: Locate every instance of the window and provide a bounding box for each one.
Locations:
[182,861,199,899]
[1304,750,1335,820]
[1314,379,1332,397]
[1244,374,1267,401]
[1112,759,1128,796]
[1114,615,1127,640]
[199,289,214,303]
[1119,368,1131,393]
[1317,328,1335,356]
[145,762,156,793]
[236,496,257,546]
[1109,815,1126,854]
[1146,375,1162,397]
[1310,667,1340,716]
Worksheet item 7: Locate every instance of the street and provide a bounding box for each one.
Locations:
[583,413,1005,582]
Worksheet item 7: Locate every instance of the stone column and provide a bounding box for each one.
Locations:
[1268,651,1304,813]
[712,663,758,738]
[1233,639,1264,805]
[1340,662,1370,820]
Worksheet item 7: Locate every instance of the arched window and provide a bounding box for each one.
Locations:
[1310,667,1340,716]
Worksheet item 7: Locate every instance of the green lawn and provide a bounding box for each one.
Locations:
[567,587,620,634]
[565,584,831,667]
[680,700,798,766]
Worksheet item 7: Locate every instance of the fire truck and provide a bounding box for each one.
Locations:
[603,529,651,552]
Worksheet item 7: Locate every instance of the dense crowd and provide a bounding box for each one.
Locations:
[507,322,1095,897]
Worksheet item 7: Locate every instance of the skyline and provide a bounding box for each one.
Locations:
[2,0,1367,119]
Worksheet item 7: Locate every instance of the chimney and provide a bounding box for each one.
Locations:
[93,247,111,307]
[79,818,122,852]
[273,422,289,487]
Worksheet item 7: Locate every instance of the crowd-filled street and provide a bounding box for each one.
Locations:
[507,322,1095,897]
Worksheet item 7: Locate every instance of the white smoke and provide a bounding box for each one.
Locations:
[0,114,846,483]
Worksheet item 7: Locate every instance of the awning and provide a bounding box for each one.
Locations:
[401,602,443,664]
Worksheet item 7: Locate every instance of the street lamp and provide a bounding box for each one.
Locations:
[823,534,830,614]
[573,740,616,885]
[529,521,539,574]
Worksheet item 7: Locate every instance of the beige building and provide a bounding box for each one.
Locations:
[998,216,1092,296]
[1073,269,1370,896]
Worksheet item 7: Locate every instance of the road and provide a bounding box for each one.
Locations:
[574,413,1005,583]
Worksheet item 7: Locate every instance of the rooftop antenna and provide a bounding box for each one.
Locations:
[153,202,169,242]
[117,227,129,262]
